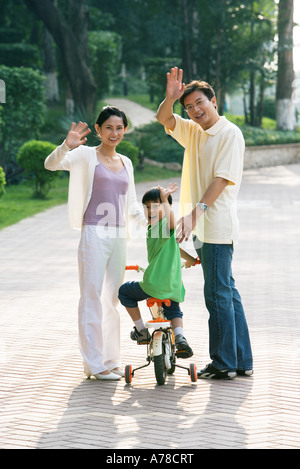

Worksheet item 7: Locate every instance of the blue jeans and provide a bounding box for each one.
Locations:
[194,239,253,372]
[118,281,183,320]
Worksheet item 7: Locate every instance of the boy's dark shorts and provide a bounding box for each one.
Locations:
[118,281,183,320]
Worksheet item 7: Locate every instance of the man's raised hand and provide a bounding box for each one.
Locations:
[166,67,185,102]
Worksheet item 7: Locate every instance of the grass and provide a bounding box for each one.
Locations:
[0,176,69,230]
[0,166,181,231]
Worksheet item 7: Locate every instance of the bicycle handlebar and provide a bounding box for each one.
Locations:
[126,257,200,273]
[125,265,140,271]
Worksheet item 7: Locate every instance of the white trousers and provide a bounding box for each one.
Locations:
[78,225,127,376]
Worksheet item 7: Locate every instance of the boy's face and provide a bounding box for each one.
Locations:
[143,201,165,225]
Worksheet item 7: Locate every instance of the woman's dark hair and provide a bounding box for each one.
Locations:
[95,105,128,128]
[142,187,172,205]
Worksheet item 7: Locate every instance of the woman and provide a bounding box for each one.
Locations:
[45,106,146,380]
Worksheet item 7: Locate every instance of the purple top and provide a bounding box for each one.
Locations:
[83,161,129,227]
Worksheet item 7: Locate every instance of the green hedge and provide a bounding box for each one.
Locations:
[117,140,139,168]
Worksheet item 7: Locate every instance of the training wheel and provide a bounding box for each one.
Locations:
[189,363,197,382]
[125,365,133,384]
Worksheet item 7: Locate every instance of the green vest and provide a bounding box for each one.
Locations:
[139,218,185,303]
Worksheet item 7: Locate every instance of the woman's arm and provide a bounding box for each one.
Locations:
[44,121,91,171]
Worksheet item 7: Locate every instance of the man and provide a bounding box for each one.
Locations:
[156,67,253,379]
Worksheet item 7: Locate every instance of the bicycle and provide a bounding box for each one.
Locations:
[124,261,199,385]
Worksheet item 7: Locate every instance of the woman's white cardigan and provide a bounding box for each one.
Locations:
[44,141,146,232]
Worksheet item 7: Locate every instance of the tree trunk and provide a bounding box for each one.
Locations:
[276,0,295,130]
[42,27,59,103]
[249,69,256,126]
[25,0,97,118]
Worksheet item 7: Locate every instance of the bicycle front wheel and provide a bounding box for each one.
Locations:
[154,353,167,385]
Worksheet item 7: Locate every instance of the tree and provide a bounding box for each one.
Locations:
[24,0,97,117]
[276,0,295,130]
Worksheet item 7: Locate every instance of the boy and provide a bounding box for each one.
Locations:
[118,183,197,358]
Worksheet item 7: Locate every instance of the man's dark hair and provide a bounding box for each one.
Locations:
[179,80,216,108]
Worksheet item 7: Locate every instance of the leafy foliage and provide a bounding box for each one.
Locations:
[17,140,57,198]
[117,140,139,168]
[0,166,6,197]
[0,66,46,183]
[88,30,122,98]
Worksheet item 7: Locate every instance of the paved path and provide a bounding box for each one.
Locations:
[1,163,300,449]
[105,98,156,129]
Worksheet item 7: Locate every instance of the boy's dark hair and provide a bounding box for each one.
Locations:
[179,80,216,108]
[96,105,128,128]
[142,187,172,205]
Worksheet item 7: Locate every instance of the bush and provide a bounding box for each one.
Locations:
[126,121,184,164]
[117,140,139,168]
[17,140,57,198]
[0,66,46,183]
[0,166,6,197]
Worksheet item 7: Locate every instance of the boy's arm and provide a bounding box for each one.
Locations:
[179,248,198,268]
[159,184,178,230]
[156,67,185,131]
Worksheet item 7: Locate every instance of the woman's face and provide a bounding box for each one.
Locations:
[95,115,127,147]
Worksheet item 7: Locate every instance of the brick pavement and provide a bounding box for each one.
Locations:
[1,164,300,449]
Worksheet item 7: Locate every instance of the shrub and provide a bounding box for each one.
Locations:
[117,140,139,168]
[0,166,6,197]
[17,140,57,198]
[126,121,184,164]
[0,66,46,183]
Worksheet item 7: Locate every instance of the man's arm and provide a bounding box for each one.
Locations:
[156,67,185,131]
[176,177,229,243]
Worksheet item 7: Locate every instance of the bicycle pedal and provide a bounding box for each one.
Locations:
[175,349,193,358]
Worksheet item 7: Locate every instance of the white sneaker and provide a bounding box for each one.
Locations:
[111,367,124,377]
[93,372,121,380]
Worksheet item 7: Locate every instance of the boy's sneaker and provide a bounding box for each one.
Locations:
[237,369,253,376]
[130,327,151,344]
[175,334,193,358]
[197,363,237,380]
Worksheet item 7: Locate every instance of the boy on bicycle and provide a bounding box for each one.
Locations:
[118,184,196,358]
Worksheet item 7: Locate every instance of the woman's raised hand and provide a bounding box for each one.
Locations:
[65,121,91,149]
[166,67,185,101]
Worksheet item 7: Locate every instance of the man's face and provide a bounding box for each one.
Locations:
[184,90,218,130]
